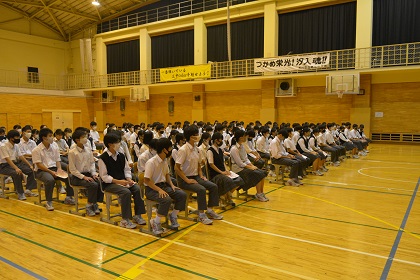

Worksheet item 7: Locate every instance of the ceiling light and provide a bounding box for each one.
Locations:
[92,0,100,6]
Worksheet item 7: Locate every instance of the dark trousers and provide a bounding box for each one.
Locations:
[321,146,339,162]
[248,155,265,169]
[351,140,364,151]
[104,183,145,220]
[36,166,73,201]
[0,162,36,194]
[70,173,100,204]
[180,175,219,210]
[145,183,187,216]
[272,157,302,179]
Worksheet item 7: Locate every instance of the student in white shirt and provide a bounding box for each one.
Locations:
[325,123,346,160]
[349,123,368,155]
[310,128,328,172]
[317,125,340,166]
[124,124,134,143]
[230,130,268,202]
[138,139,157,177]
[0,130,37,200]
[244,130,265,169]
[129,125,141,147]
[63,128,73,149]
[292,125,302,145]
[165,123,173,136]
[175,125,222,225]
[256,127,271,160]
[32,128,75,211]
[132,130,144,163]
[144,138,187,235]
[68,129,101,216]
[269,129,303,186]
[98,133,146,229]
[170,133,185,176]
[19,125,37,161]
[198,132,211,169]
[139,131,153,156]
[338,126,359,158]
[54,129,69,164]
[90,121,104,150]
[284,128,311,172]
[297,127,324,176]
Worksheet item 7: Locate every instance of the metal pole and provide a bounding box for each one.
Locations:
[227,0,231,62]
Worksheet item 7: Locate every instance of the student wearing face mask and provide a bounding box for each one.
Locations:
[98,133,146,229]
[63,128,73,148]
[68,130,101,216]
[32,128,75,211]
[144,138,187,235]
[175,125,222,225]
[31,129,40,144]
[0,128,6,142]
[0,130,37,200]
[13,124,22,135]
[170,133,185,176]
[198,132,211,169]
[244,130,265,169]
[155,124,166,139]
[90,121,103,150]
[19,125,37,161]
[207,133,244,206]
[137,139,158,176]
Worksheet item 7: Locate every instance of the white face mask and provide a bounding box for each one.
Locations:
[80,137,88,145]
[25,132,32,139]
[47,137,54,144]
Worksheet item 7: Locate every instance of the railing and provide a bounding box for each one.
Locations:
[97,0,257,34]
[0,42,419,91]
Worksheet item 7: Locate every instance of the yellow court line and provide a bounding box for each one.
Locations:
[281,189,420,241]
[116,223,201,280]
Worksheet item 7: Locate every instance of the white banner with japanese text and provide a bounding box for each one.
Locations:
[254,53,330,73]
[160,64,211,82]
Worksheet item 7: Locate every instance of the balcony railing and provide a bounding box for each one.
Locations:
[97,0,257,34]
[0,42,419,91]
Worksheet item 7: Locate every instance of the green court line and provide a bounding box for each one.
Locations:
[1,230,121,277]
[240,204,420,236]
[305,183,412,196]
[0,210,215,279]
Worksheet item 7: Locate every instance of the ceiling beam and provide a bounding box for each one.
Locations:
[0,3,63,38]
[39,0,66,40]
[100,0,158,22]
[49,7,99,21]
[0,16,24,25]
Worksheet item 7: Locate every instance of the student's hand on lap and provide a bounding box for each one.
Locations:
[187,178,198,184]
[223,171,230,176]
[15,168,22,175]
[171,185,180,191]
[158,189,168,198]
[83,176,94,182]
[126,178,135,186]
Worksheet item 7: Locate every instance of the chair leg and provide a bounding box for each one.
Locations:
[0,175,9,199]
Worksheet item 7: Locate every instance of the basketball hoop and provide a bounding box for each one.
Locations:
[337,90,344,99]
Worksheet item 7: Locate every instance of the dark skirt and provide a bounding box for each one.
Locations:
[237,168,266,191]
[211,174,244,195]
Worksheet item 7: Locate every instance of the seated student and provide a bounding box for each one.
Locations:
[338,126,359,158]
[68,129,101,216]
[165,122,173,136]
[32,128,75,211]
[349,124,368,155]
[13,125,22,135]
[292,125,302,145]
[267,127,277,145]
[325,123,346,160]
[155,124,166,139]
[144,138,187,234]
[256,127,271,160]
[54,129,69,164]
[129,125,141,148]
[317,125,340,167]
[107,130,133,167]
[0,128,7,142]
[31,129,40,144]
[133,130,144,163]
[169,129,179,146]
[63,128,73,148]
[19,125,37,161]
[0,130,37,200]
[90,121,104,150]
[230,130,268,202]
[207,132,244,205]
[98,133,146,228]
[297,127,324,176]
[124,123,134,143]
[175,125,222,225]
[284,128,311,173]
[244,130,265,169]
[139,131,154,156]
[170,133,185,175]
[138,139,158,180]
[270,129,304,186]
[358,124,372,145]
[344,123,365,156]
[308,128,329,172]
[198,132,211,169]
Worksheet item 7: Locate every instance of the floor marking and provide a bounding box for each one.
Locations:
[220,220,420,267]
[0,255,47,280]
[309,179,414,193]
[380,178,420,279]
[358,167,419,183]
[116,223,202,280]
[281,189,420,241]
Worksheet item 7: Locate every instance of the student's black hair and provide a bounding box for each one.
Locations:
[0,128,5,134]
[359,124,364,128]
[246,130,256,138]
[31,128,39,135]
[13,124,22,129]
[39,128,53,141]
[143,131,154,145]
[108,123,116,128]
[170,130,179,136]
[156,138,172,154]
[198,132,211,146]
[184,125,199,141]
[286,127,293,134]
[156,124,164,131]
[294,125,303,131]
[302,127,311,135]
[90,121,97,126]
[231,130,246,146]
[212,132,223,141]
[7,129,20,140]
[72,129,87,141]
[292,123,300,128]
[175,133,185,144]
[327,123,334,129]
[127,123,134,129]
[312,128,320,134]
[149,138,158,151]
[261,127,270,135]
[64,128,72,134]
[40,125,47,129]
[137,130,144,137]
[134,125,141,131]
[103,133,120,148]
[352,124,358,128]
[22,125,32,132]
[214,123,223,132]
[270,127,277,134]
[54,129,64,136]
[204,125,213,132]
[278,129,289,139]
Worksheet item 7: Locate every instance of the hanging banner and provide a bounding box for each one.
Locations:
[160,64,211,82]
[254,53,330,73]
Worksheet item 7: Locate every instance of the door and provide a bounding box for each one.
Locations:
[52,112,73,132]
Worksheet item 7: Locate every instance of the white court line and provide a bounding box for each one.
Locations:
[358,167,419,184]
[362,159,420,166]
[221,220,420,268]
[309,179,414,193]
[11,200,317,280]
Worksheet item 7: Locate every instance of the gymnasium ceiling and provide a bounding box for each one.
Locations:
[0,0,156,41]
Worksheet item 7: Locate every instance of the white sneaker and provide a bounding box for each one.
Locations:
[59,186,67,194]
[198,213,213,225]
[268,171,276,177]
[286,179,299,187]
[18,193,27,200]
[206,209,223,220]
[255,193,269,202]
[353,155,359,159]
[45,201,54,211]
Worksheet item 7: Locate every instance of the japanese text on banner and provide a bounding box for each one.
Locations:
[254,53,330,73]
[160,64,211,82]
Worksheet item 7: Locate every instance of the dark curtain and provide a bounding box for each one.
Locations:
[152,30,194,68]
[278,2,356,55]
[207,17,264,62]
[373,0,420,46]
[106,40,140,74]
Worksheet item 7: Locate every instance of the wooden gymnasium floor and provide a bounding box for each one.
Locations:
[0,143,419,280]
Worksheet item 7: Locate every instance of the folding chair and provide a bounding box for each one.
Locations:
[0,174,15,199]
[226,157,252,201]
[33,167,62,206]
[98,179,121,225]
[67,166,88,216]
[175,173,197,222]
[269,161,287,185]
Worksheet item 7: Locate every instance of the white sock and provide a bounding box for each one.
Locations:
[154,216,161,223]
[171,210,179,217]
